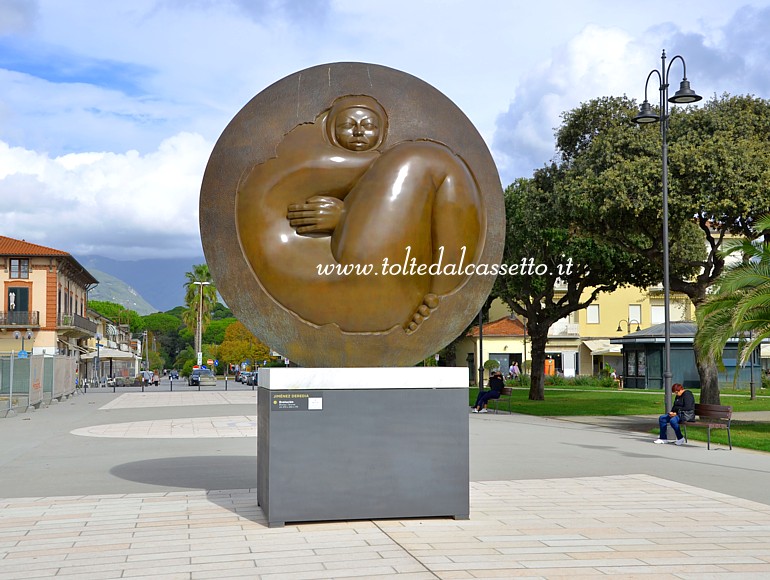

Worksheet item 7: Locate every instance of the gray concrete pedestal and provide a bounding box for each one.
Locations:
[257,367,469,527]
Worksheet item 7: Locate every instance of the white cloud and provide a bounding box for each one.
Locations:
[0,133,211,259]
[0,0,38,35]
[2,0,770,260]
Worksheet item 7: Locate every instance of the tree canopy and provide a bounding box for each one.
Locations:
[494,170,660,400]
[696,214,770,371]
[217,321,273,370]
[555,94,770,403]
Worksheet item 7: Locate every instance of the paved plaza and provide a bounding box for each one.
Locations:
[2,391,770,578]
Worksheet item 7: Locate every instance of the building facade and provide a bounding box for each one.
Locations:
[1,236,98,357]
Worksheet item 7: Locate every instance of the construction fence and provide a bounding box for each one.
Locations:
[0,353,77,416]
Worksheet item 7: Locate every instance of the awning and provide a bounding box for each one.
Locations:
[80,348,140,361]
[583,339,622,356]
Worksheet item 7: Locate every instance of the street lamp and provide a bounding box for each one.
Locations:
[633,49,701,412]
[192,281,211,366]
[13,330,33,352]
[616,319,641,333]
[95,332,102,388]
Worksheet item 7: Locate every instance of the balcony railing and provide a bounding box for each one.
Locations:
[548,323,581,336]
[58,312,97,334]
[0,310,40,327]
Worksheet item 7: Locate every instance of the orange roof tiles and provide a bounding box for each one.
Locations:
[0,236,70,257]
[0,235,98,286]
[467,316,526,337]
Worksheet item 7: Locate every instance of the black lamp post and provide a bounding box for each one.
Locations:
[632,49,701,412]
[616,319,641,333]
[95,332,102,390]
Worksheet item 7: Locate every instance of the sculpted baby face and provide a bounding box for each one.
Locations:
[334,107,381,151]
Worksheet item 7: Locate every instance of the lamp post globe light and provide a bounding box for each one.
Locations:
[616,319,641,333]
[13,329,33,352]
[632,50,701,412]
[192,281,211,366]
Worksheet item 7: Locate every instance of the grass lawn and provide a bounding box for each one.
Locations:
[469,385,770,452]
[679,422,770,453]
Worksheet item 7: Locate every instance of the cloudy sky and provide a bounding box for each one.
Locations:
[2,0,770,261]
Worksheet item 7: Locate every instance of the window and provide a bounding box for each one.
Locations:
[10,258,29,279]
[651,305,665,325]
[586,304,599,324]
[628,304,641,325]
[626,351,637,376]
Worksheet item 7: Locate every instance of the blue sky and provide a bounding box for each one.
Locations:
[1,0,770,260]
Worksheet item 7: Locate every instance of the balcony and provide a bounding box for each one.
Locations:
[0,310,40,328]
[57,312,97,337]
[548,322,580,337]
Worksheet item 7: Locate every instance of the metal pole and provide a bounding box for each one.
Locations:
[478,310,484,389]
[8,351,13,414]
[197,284,203,363]
[750,331,756,400]
[660,50,674,414]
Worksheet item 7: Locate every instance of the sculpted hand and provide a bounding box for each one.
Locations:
[287,196,344,235]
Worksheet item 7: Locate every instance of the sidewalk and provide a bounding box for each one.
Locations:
[2,391,770,578]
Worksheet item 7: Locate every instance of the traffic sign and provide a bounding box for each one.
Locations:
[17,350,28,359]
[207,359,214,366]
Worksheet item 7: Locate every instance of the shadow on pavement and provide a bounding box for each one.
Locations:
[110,455,257,490]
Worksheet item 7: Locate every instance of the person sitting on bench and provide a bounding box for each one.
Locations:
[654,383,695,445]
[473,371,505,414]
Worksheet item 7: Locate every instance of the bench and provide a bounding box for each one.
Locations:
[489,386,514,414]
[682,403,733,450]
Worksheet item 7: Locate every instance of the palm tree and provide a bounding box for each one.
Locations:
[183,264,217,355]
[696,215,770,369]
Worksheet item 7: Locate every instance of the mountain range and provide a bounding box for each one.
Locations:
[79,255,205,314]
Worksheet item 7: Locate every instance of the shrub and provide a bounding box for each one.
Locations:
[544,374,568,386]
[597,376,617,389]
[572,375,594,386]
[484,359,500,372]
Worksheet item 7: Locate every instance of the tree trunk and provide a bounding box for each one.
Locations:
[694,343,721,405]
[691,300,721,405]
[528,331,549,401]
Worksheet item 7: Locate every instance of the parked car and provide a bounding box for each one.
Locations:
[188,368,216,387]
[247,371,259,386]
[238,371,252,384]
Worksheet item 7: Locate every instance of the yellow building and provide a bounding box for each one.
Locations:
[459,284,695,381]
[1,236,98,356]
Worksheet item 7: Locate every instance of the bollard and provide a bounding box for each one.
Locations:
[225,376,228,391]
[170,377,173,392]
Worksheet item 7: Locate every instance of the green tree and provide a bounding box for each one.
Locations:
[211,303,234,320]
[494,173,660,400]
[175,345,196,373]
[558,94,770,404]
[202,317,238,344]
[88,300,142,332]
[183,264,217,355]
[141,312,185,369]
[696,215,770,371]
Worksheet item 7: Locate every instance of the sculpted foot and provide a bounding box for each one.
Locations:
[405,294,439,334]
